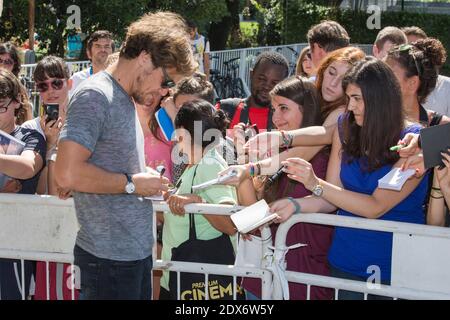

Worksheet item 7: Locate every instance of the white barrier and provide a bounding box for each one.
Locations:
[273,214,450,300]
[2,193,448,300]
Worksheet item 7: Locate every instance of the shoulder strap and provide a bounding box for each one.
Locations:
[239,98,249,125]
[267,106,274,131]
[241,98,274,130]
[218,98,244,123]
[188,165,200,241]
[419,105,429,127]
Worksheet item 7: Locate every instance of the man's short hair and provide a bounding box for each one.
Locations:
[173,72,215,104]
[120,11,196,77]
[401,26,428,40]
[34,56,70,82]
[253,51,289,78]
[375,26,407,50]
[307,20,350,53]
[87,30,115,52]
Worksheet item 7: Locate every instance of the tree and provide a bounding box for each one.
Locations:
[0,0,239,57]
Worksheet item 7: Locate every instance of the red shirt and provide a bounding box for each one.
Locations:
[229,106,270,130]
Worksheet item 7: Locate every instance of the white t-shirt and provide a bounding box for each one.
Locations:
[69,68,92,98]
[423,75,450,117]
[21,117,45,140]
[191,34,210,73]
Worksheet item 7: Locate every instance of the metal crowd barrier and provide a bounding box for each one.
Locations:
[2,193,448,300]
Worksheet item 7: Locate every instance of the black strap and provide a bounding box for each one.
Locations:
[239,97,273,130]
[218,98,243,123]
[430,111,443,127]
[419,105,430,126]
[188,165,200,241]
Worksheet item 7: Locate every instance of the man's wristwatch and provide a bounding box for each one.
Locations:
[124,174,136,194]
[311,183,324,197]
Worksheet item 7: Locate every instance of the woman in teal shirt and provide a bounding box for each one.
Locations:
[160,100,238,299]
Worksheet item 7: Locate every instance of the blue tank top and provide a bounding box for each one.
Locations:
[328,115,428,281]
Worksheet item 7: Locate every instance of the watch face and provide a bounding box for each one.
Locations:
[126,182,135,194]
[313,185,323,197]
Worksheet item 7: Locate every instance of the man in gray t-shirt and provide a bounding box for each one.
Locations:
[55,11,196,300]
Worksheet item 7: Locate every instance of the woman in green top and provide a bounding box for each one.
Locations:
[160,100,238,299]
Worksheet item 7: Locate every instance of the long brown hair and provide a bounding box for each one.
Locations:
[264,76,323,203]
[315,47,365,121]
[342,57,404,172]
[0,69,31,125]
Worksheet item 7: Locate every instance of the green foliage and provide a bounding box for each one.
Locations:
[250,0,283,46]
[240,21,260,47]
[0,0,230,59]
[152,0,229,34]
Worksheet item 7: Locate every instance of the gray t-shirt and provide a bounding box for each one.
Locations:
[59,71,153,261]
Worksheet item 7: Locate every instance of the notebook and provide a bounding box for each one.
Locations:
[420,122,450,169]
[378,167,416,191]
[0,129,26,189]
[231,199,278,234]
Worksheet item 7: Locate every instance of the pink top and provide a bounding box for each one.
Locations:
[144,128,173,183]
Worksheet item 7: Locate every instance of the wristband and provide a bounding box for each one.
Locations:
[287,197,301,214]
[249,163,256,177]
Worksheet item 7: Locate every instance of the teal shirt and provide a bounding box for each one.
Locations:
[161,149,238,290]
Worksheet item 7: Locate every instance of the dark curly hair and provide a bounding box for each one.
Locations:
[386,38,447,104]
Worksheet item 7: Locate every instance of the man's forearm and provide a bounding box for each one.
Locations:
[55,160,128,194]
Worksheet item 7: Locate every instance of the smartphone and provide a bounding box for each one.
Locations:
[44,103,59,123]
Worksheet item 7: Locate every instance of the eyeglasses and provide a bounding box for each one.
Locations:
[161,68,175,89]
[0,58,14,66]
[35,79,66,93]
[391,44,422,76]
[0,99,14,114]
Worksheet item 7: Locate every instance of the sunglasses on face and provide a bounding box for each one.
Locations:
[161,68,175,89]
[0,58,14,66]
[36,79,66,93]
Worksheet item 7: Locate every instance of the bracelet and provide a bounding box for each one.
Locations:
[430,194,444,200]
[287,197,302,214]
[280,131,293,149]
[249,163,256,177]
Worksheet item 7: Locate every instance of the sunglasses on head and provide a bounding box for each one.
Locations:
[390,44,422,76]
[36,79,65,93]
